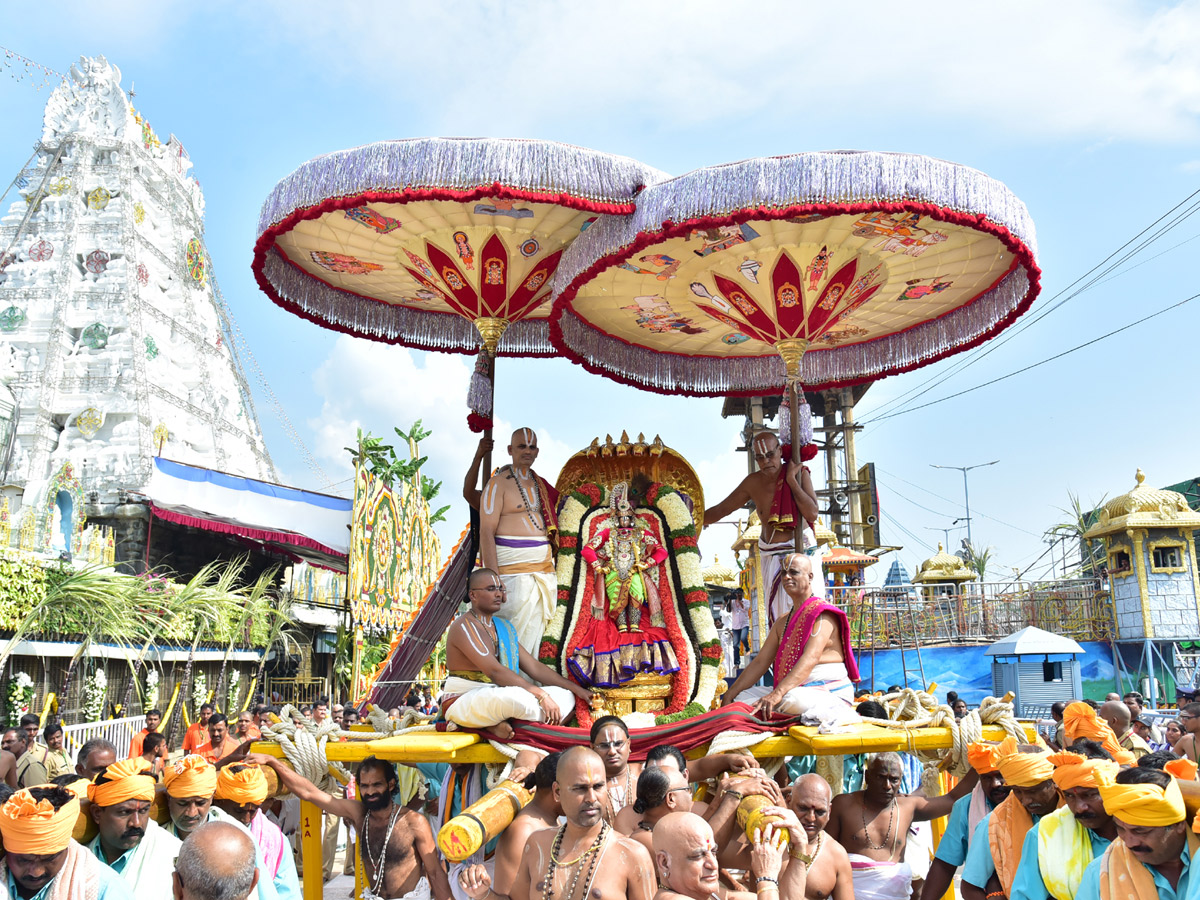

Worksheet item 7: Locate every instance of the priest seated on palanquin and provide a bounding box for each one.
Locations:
[568,482,680,688]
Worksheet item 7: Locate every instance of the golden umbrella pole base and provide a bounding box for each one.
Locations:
[473,317,511,487]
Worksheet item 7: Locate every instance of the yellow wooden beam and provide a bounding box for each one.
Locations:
[252,721,1037,767]
[300,799,323,900]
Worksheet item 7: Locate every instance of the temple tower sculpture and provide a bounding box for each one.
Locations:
[0,56,274,555]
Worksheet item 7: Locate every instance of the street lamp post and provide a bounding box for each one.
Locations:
[924,523,965,550]
[930,460,999,551]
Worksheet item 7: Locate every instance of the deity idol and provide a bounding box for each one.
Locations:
[569,483,679,687]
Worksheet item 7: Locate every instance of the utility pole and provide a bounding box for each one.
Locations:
[931,460,999,550]
[924,523,965,550]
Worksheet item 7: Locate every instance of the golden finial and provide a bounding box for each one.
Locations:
[601,435,614,458]
[585,437,601,458]
[650,435,665,457]
[1135,468,1146,486]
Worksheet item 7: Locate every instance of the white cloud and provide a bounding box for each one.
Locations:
[249,0,1200,144]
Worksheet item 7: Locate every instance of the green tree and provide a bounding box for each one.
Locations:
[1049,491,1107,578]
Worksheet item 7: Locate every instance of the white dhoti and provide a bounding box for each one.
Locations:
[494,535,556,654]
[848,854,914,900]
[741,662,856,708]
[440,676,575,729]
[384,875,431,900]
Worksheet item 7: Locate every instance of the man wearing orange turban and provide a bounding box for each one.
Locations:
[961,739,1061,900]
[85,757,182,897]
[920,743,1010,900]
[1063,701,1137,765]
[163,754,282,900]
[213,764,300,900]
[1007,749,1119,900]
[1075,766,1197,900]
[0,784,133,900]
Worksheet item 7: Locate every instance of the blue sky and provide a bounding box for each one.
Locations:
[4,1,1200,584]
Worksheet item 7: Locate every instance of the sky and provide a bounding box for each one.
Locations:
[3,1,1200,586]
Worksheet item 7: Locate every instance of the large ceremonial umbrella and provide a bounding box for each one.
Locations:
[252,137,664,468]
[550,151,1040,455]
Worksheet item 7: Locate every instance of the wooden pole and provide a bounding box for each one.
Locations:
[300,799,323,900]
[480,350,496,492]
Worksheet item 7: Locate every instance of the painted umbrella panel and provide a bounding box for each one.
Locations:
[253,137,666,356]
[551,150,1041,395]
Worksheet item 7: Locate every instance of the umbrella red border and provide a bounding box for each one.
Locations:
[252,184,640,357]
[549,200,1042,395]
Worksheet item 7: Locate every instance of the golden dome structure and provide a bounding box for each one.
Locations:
[1084,469,1200,539]
[702,556,738,588]
[911,544,978,584]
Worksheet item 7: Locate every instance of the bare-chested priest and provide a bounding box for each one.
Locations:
[706,431,821,625]
[723,555,859,714]
[827,752,976,900]
[458,746,655,900]
[247,752,451,900]
[480,428,560,653]
[441,568,592,739]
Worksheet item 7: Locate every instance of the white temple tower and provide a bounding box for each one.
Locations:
[0,56,274,556]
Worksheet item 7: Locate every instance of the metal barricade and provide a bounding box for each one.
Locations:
[61,715,146,764]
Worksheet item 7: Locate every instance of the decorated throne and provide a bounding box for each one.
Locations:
[541,433,724,728]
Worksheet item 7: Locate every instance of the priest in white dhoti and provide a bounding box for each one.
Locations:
[479,428,560,655]
[441,568,592,739]
[87,757,183,896]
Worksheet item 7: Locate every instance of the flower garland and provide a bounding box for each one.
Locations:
[143,669,160,710]
[227,670,242,714]
[6,672,33,726]
[541,481,721,727]
[83,668,108,722]
[192,672,208,716]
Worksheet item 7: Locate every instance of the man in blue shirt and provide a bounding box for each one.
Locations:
[0,785,134,900]
[960,741,1060,900]
[919,742,1010,900]
[1009,749,1118,900]
[1077,766,1193,900]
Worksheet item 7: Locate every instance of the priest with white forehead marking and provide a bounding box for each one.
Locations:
[479,427,561,654]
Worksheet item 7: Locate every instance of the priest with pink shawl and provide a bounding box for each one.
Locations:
[722,553,859,716]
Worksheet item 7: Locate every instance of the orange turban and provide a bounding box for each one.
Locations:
[1167,758,1199,781]
[0,789,80,855]
[1048,751,1119,791]
[1096,767,1185,826]
[1061,701,1136,765]
[995,736,1055,788]
[967,742,1002,775]
[87,757,156,807]
[164,754,218,799]
[214,765,269,805]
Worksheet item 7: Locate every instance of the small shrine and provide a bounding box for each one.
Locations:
[1083,469,1200,640]
[822,545,878,586]
[911,544,978,591]
[702,556,739,607]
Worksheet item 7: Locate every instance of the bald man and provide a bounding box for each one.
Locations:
[173,821,260,900]
[459,747,654,900]
[705,429,821,625]
[479,427,560,653]
[651,810,805,900]
[828,752,976,900]
[1099,700,1151,759]
[723,555,860,714]
[441,568,590,739]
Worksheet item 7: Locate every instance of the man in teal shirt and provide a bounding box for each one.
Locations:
[1077,767,1193,900]
[919,743,1010,900]
[1009,750,1118,900]
[0,785,134,900]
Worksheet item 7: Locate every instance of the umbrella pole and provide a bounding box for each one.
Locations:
[481,349,495,492]
[473,317,509,494]
[774,338,809,467]
[788,380,801,465]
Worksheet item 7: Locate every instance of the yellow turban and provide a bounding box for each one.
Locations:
[967,742,1001,775]
[164,754,218,799]
[214,765,269,805]
[88,757,156,807]
[1096,767,1185,827]
[1166,758,1198,782]
[1061,701,1137,765]
[0,789,80,855]
[59,777,91,800]
[1048,751,1119,791]
[995,736,1055,788]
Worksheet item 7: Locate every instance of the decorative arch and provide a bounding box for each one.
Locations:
[40,461,85,554]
